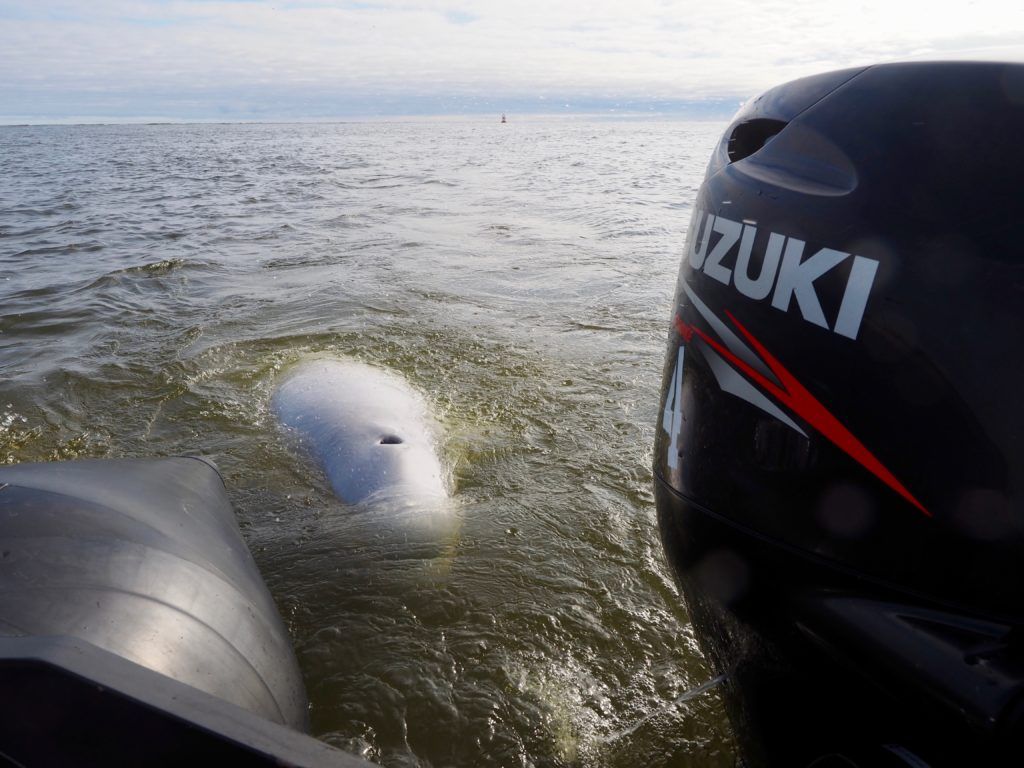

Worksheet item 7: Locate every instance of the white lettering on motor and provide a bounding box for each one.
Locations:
[685,209,878,339]
[703,217,742,285]
[662,349,685,469]
[770,241,848,331]
[735,227,784,301]
[688,210,715,270]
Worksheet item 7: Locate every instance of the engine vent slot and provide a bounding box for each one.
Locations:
[727,118,788,163]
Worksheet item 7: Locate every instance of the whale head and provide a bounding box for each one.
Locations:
[272,359,449,506]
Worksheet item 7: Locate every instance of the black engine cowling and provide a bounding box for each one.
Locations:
[653,61,1024,767]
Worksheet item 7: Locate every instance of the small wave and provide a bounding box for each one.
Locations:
[115,258,188,276]
[4,284,66,302]
[53,219,101,235]
[571,321,619,332]
[12,241,105,257]
[252,223,295,241]
[157,230,187,240]
[79,258,209,292]
[600,223,666,237]
[6,207,54,217]
[321,213,368,229]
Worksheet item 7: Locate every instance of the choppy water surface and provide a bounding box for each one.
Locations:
[0,120,732,766]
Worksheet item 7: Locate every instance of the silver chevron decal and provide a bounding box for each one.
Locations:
[682,280,778,385]
[696,339,807,437]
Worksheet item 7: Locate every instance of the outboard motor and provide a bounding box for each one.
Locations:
[653,62,1024,767]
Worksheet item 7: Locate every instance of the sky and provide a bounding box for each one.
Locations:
[2,0,1024,122]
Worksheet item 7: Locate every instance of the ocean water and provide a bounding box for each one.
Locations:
[0,119,734,766]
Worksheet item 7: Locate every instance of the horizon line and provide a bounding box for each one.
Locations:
[0,111,736,127]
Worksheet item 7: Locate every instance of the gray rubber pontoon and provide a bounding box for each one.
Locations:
[0,456,368,767]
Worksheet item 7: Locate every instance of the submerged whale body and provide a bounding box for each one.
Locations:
[272,359,448,505]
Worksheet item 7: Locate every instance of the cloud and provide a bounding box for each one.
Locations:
[444,9,477,24]
[1,0,1023,119]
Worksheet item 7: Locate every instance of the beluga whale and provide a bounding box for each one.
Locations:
[272,358,449,506]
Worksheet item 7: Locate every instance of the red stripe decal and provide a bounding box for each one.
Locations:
[675,313,930,517]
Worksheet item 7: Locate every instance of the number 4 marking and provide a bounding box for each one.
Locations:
[662,348,684,469]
